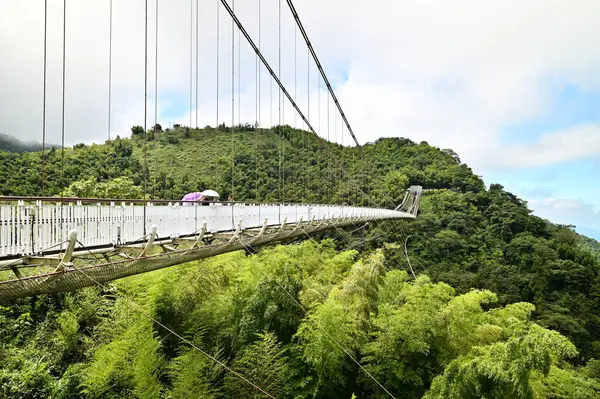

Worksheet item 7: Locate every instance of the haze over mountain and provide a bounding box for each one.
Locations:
[0,132,59,153]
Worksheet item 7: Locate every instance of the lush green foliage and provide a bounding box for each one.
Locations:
[384,186,600,364]
[60,176,146,199]
[1,126,599,397]
[0,243,598,398]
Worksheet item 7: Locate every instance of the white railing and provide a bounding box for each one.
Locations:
[0,201,411,257]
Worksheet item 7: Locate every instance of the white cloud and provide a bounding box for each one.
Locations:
[472,124,600,169]
[528,197,600,234]
[1,0,600,170]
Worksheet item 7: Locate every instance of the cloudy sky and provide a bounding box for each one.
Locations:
[1,0,599,239]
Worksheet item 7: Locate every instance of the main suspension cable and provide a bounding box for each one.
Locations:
[218,0,316,134]
[217,0,377,208]
[285,0,358,146]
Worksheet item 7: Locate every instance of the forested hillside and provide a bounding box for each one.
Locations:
[0,125,481,203]
[1,125,599,398]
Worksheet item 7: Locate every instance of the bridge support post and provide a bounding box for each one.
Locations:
[278,217,288,233]
[191,221,207,249]
[248,218,269,245]
[293,216,303,232]
[138,225,157,258]
[55,229,78,273]
[228,219,243,243]
[256,218,268,238]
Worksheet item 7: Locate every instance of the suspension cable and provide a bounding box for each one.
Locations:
[270,71,273,127]
[189,0,192,128]
[285,0,358,146]
[327,92,331,201]
[294,24,297,128]
[292,24,298,201]
[306,47,310,199]
[256,0,261,200]
[217,0,376,208]
[231,0,235,199]
[256,0,262,127]
[307,47,310,127]
[216,0,219,127]
[153,0,159,199]
[42,0,47,195]
[143,0,148,235]
[195,0,199,129]
[238,12,241,129]
[318,72,320,140]
[278,0,282,202]
[108,0,113,142]
[60,0,66,196]
[343,122,347,204]
[335,112,338,202]
[218,0,316,135]
[280,4,285,199]
[318,75,321,201]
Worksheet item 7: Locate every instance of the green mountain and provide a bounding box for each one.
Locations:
[0,132,59,153]
[0,125,482,204]
[1,125,600,398]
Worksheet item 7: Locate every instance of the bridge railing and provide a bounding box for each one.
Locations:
[0,199,410,257]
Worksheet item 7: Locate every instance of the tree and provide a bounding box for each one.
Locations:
[61,176,146,199]
[131,125,144,136]
[425,325,579,399]
[375,170,409,205]
[442,148,461,164]
[61,176,99,198]
[225,332,291,398]
[103,176,145,199]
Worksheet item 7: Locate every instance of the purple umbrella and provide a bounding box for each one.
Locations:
[181,192,203,203]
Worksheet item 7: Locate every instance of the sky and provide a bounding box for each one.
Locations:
[0,0,599,240]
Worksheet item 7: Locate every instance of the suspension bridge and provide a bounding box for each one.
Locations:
[0,0,423,301]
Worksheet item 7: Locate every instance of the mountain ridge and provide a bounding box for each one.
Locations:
[0,132,60,153]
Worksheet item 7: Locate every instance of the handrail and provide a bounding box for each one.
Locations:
[0,196,353,208]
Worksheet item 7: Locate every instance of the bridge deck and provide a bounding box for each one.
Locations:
[0,201,412,258]
[0,188,421,300]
